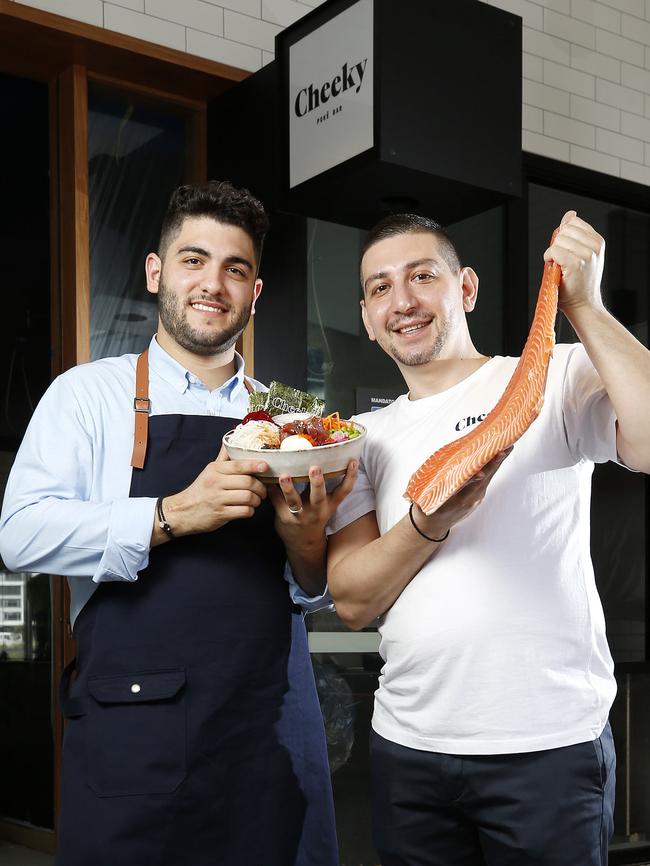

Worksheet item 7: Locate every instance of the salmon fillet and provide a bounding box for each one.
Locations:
[405,230,562,515]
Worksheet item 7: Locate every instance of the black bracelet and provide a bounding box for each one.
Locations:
[156,496,175,540]
[408,503,450,543]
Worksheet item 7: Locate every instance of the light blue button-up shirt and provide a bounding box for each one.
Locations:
[0,336,328,625]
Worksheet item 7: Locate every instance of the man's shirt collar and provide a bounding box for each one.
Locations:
[148,335,246,399]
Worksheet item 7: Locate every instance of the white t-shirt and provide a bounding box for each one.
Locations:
[329,344,622,755]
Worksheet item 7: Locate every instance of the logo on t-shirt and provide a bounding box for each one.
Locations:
[454,413,487,432]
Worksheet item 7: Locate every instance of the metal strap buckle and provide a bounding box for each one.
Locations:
[133,397,151,413]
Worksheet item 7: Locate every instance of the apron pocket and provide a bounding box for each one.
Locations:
[86,668,187,797]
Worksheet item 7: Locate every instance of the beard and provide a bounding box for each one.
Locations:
[157,278,252,356]
[380,312,453,367]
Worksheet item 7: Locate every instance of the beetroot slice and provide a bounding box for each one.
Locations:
[241,411,277,425]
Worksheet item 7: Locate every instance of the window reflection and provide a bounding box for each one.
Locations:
[528,185,648,663]
[611,671,650,850]
[0,572,50,662]
[88,84,185,361]
[306,207,506,421]
[312,652,381,866]
[446,206,505,356]
[306,218,404,419]
[0,569,53,828]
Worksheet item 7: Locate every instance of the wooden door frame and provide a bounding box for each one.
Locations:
[0,1,250,850]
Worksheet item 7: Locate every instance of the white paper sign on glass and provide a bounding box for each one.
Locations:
[289,0,374,189]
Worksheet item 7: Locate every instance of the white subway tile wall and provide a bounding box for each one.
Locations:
[524,51,545,79]
[104,3,186,51]
[223,9,282,51]
[488,0,650,179]
[524,103,545,131]
[572,0,621,33]
[524,25,572,64]
[8,0,650,185]
[598,76,646,113]
[13,0,104,27]
[107,0,144,11]
[571,141,621,171]
[571,93,620,130]
[524,78,572,114]
[523,128,572,158]
[545,110,597,145]
[544,58,595,98]
[570,44,621,83]
[144,0,223,37]
[545,7,596,49]
[186,26,262,69]
[262,0,312,27]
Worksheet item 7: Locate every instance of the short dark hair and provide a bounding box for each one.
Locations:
[360,213,461,286]
[158,180,270,267]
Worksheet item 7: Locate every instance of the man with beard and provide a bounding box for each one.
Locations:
[323,211,650,865]
[0,181,353,866]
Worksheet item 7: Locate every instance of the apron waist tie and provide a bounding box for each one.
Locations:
[59,658,87,719]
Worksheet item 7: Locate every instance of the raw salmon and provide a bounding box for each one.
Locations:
[405,230,562,515]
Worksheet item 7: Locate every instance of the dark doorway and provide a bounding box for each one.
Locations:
[0,73,51,448]
[0,71,54,832]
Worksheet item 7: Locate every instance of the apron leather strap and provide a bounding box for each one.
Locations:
[131,349,150,470]
[130,352,255,468]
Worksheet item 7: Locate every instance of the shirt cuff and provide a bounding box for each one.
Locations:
[283,561,334,613]
[92,498,156,583]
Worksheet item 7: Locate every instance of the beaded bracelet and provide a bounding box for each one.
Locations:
[408,503,450,543]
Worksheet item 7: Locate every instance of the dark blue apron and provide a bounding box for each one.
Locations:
[56,412,339,866]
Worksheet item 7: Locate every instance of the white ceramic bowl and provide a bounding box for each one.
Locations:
[223,420,366,482]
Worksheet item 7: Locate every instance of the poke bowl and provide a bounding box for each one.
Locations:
[223,413,366,482]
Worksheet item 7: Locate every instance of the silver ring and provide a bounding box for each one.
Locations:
[288,505,304,515]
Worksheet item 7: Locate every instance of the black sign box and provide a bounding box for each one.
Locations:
[209,0,522,229]
[279,0,522,227]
